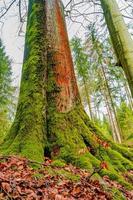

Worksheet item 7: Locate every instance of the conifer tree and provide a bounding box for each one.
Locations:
[71,37,93,119]
[0,41,13,142]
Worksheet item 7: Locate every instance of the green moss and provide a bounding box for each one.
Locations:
[0,0,47,162]
[51,159,66,167]
[90,173,103,182]
[112,143,133,161]
[46,166,80,182]
[44,104,132,189]
[73,155,93,170]
[101,168,132,190]
[111,188,126,200]
[32,173,44,180]
[56,169,80,181]
[107,148,133,171]
[1,130,44,162]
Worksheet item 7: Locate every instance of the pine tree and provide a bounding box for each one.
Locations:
[71,37,93,119]
[117,102,133,146]
[0,40,13,142]
[85,28,122,143]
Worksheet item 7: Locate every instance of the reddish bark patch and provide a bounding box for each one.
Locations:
[51,0,79,112]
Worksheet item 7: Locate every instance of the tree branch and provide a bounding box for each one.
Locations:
[0,0,17,19]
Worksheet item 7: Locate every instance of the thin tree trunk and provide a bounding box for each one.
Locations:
[103,87,117,142]
[82,78,93,119]
[122,71,133,110]
[99,79,118,142]
[100,0,133,97]
[95,104,100,120]
[100,65,122,143]
[125,83,133,110]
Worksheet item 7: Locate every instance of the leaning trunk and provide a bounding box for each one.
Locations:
[100,0,133,97]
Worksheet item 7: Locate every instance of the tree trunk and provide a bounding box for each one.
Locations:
[100,0,133,97]
[0,0,48,161]
[122,71,133,110]
[100,65,122,143]
[0,0,133,187]
[125,83,133,110]
[101,84,117,142]
[82,78,93,119]
[46,0,80,113]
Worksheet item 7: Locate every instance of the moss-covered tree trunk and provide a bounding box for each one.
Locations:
[1,0,133,188]
[100,0,133,97]
[0,0,47,161]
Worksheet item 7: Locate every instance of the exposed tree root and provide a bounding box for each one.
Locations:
[46,105,133,189]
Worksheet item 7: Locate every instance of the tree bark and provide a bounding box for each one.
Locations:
[0,0,47,161]
[100,0,133,97]
[46,0,80,113]
[122,71,133,110]
[0,0,132,188]
[125,83,133,110]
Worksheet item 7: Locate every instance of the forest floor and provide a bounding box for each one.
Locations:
[0,156,132,200]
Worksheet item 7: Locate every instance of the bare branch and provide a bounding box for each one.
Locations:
[0,0,17,19]
[18,0,22,22]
